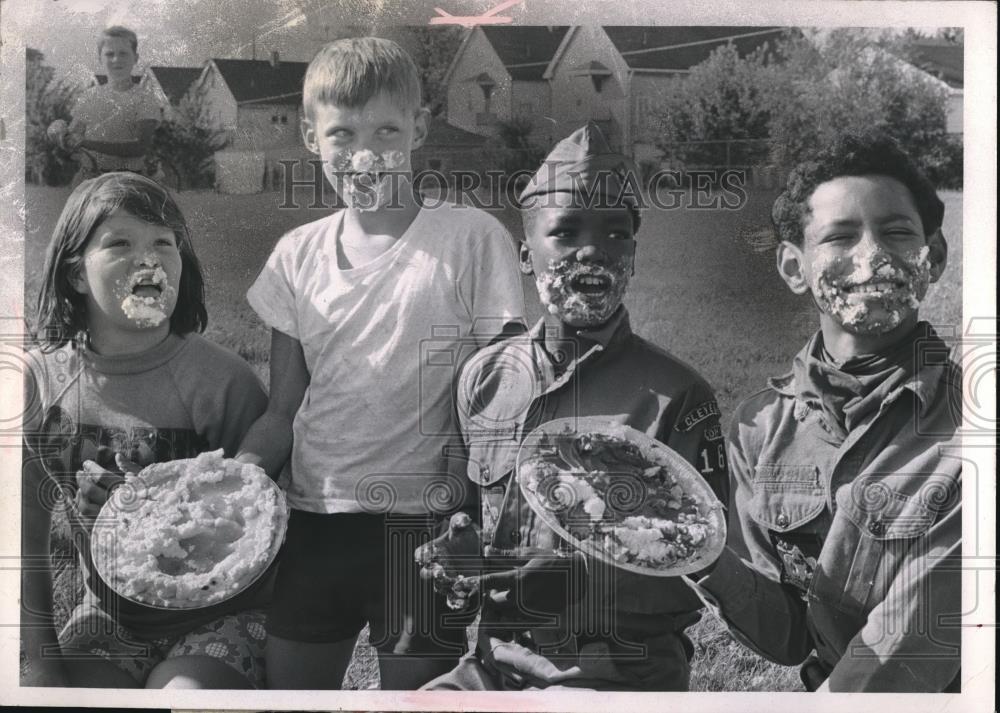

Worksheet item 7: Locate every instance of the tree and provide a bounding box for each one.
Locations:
[652,29,959,187]
[25,48,80,185]
[764,29,951,173]
[657,41,775,167]
[403,26,465,117]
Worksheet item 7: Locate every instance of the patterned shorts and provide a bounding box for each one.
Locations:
[58,599,267,687]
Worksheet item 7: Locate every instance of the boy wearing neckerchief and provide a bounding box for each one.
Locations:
[687,131,962,692]
[418,122,729,691]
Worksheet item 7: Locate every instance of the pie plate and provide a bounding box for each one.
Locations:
[90,455,288,611]
[515,417,726,577]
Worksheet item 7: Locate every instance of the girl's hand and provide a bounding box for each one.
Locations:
[74,454,141,523]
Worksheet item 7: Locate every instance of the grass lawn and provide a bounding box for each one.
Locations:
[22,183,963,691]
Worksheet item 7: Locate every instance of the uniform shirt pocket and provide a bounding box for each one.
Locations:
[748,464,827,599]
[824,479,936,615]
[749,464,826,532]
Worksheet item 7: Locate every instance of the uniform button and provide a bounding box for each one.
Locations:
[868,520,885,536]
[776,512,790,528]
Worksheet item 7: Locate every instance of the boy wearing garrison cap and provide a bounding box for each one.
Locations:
[418,123,729,691]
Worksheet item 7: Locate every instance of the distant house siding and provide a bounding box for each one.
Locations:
[233,104,301,150]
[548,26,630,153]
[197,64,238,136]
[447,29,511,136]
[511,80,554,143]
[138,73,172,120]
[946,90,963,134]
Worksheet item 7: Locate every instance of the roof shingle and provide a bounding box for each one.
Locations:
[906,41,963,89]
[148,66,202,105]
[480,26,570,80]
[212,58,309,105]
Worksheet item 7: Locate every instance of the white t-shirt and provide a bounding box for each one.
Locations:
[73,83,161,170]
[247,201,526,514]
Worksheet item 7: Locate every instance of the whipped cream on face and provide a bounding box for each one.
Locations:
[115,261,176,328]
[535,257,631,328]
[810,244,931,335]
[330,149,407,211]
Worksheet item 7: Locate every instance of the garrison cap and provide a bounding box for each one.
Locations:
[518,121,642,230]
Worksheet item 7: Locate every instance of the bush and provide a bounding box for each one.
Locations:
[150,119,228,190]
[657,42,774,167]
[25,48,80,186]
[654,29,962,189]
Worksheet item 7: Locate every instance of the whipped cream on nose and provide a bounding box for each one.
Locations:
[330,149,406,211]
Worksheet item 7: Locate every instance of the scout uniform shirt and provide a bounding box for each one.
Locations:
[690,323,962,692]
[456,308,729,690]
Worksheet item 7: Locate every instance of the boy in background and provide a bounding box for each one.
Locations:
[49,26,160,179]
[420,123,729,690]
[236,37,525,689]
[688,132,962,692]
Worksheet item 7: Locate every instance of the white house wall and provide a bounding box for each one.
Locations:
[946,90,963,134]
[194,63,239,136]
[233,104,302,150]
[512,80,554,144]
[548,26,631,152]
[446,28,511,137]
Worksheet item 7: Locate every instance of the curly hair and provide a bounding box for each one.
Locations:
[771,131,945,246]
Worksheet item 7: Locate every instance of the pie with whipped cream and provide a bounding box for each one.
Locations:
[91,450,287,608]
[517,418,725,576]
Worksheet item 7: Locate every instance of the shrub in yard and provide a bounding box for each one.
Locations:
[150,119,228,190]
[654,29,960,189]
[482,117,547,195]
[656,42,775,168]
[25,48,80,186]
[765,30,954,183]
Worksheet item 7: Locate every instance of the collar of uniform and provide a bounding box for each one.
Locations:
[768,323,948,417]
[527,306,631,350]
[526,308,632,392]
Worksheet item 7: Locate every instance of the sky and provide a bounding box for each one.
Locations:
[6,0,960,88]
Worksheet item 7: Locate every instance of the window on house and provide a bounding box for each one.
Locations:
[281,115,288,124]
[271,115,278,123]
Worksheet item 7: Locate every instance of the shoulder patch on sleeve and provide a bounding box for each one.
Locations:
[677,400,721,432]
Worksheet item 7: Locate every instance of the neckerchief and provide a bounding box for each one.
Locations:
[793,323,927,441]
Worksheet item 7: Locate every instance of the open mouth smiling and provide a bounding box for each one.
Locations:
[842,279,908,296]
[571,273,612,295]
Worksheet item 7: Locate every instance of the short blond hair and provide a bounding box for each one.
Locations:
[303,37,422,117]
[98,26,138,55]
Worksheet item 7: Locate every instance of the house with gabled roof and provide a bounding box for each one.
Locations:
[141,66,202,121]
[190,52,309,150]
[444,26,570,143]
[905,39,963,134]
[544,26,786,163]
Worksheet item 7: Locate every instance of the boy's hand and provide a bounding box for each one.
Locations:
[415,512,483,610]
[478,550,588,616]
[74,454,141,523]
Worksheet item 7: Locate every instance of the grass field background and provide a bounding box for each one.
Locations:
[23,183,963,691]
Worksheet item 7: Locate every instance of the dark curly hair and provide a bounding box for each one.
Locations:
[771,131,945,247]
